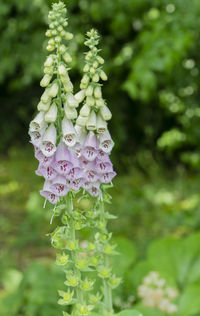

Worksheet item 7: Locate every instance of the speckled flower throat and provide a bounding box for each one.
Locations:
[29,2,120,316]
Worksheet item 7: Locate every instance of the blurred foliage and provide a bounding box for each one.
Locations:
[1,0,200,168]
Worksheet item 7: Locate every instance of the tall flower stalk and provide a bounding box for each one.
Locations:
[75,29,121,316]
[29,3,120,315]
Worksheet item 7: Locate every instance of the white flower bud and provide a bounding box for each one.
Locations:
[96,114,107,133]
[86,85,93,97]
[40,74,52,87]
[58,64,67,76]
[64,104,77,120]
[63,52,72,63]
[44,56,54,67]
[76,115,88,127]
[94,86,102,99]
[37,100,51,112]
[66,93,79,108]
[59,44,66,53]
[62,118,77,147]
[48,82,59,98]
[92,73,99,83]
[86,111,96,131]
[83,64,90,72]
[74,90,86,103]
[41,88,51,103]
[80,104,90,117]
[65,32,73,40]
[100,70,108,81]
[96,98,104,107]
[30,111,46,131]
[100,105,112,121]
[44,103,58,123]
[41,124,57,157]
[86,96,95,106]
[82,74,90,85]
[97,56,104,64]
[44,66,54,75]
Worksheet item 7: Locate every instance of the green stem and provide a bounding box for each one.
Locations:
[66,192,84,314]
[99,198,113,313]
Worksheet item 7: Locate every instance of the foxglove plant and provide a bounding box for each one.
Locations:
[29,3,120,316]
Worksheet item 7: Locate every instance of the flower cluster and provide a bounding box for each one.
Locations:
[29,20,116,204]
[138,271,179,314]
[29,3,119,315]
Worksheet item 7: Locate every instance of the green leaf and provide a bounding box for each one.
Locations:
[178,284,200,316]
[111,237,137,276]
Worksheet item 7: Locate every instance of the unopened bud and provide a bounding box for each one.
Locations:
[44,103,58,123]
[94,86,102,99]
[65,32,73,40]
[58,64,67,76]
[37,100,51,112]
[40,74,52,87]
[48,82,59,97]
[44,56,54,67]
[74,90,86,103]
[86,96,95,106]
[86,85,93,97]
[64,104,77,120]
[97,56,104,64]
[100,105,112,121]
[76,115,88,127]
[80,104,90,117]
[63,52,72,63]
[100,70,107,81]
[86,111,96,131]
[92,73,99,83]
[83,64,90,72]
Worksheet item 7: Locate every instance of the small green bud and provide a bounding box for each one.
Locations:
[89,256,100,266]
[45,30,52,37]
[65,273,80,287]
[86,96,95,106]
[82,74,90,85]
[75,258,88,270]
[96,98,104,107]
[44,55,54,67]
[40,74,52,87]
[92,73,99,83]
[85,85,93,97]
[56,252,69,265]
[52,29,57,36]
[46,45,54,52]
[97,56,104,64]
[80,278,94,291]
[93,61,99,68]
[94,86,102,99]
[83,64,90,72]
[108,275,121,289]
[59,44,66,53]
[90,67,95,74]
[63,51,72,63]
[100,70,108,81]
[97,266,112,279]
[89,292,102,304]
[55,36,61,43]
[77,304,94,316]
[65,32,73,40]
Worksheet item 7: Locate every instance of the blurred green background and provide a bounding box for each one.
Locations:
[1,0,200,315]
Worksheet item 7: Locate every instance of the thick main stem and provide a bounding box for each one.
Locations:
[66,192,84,314]
[99,198,113,313]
